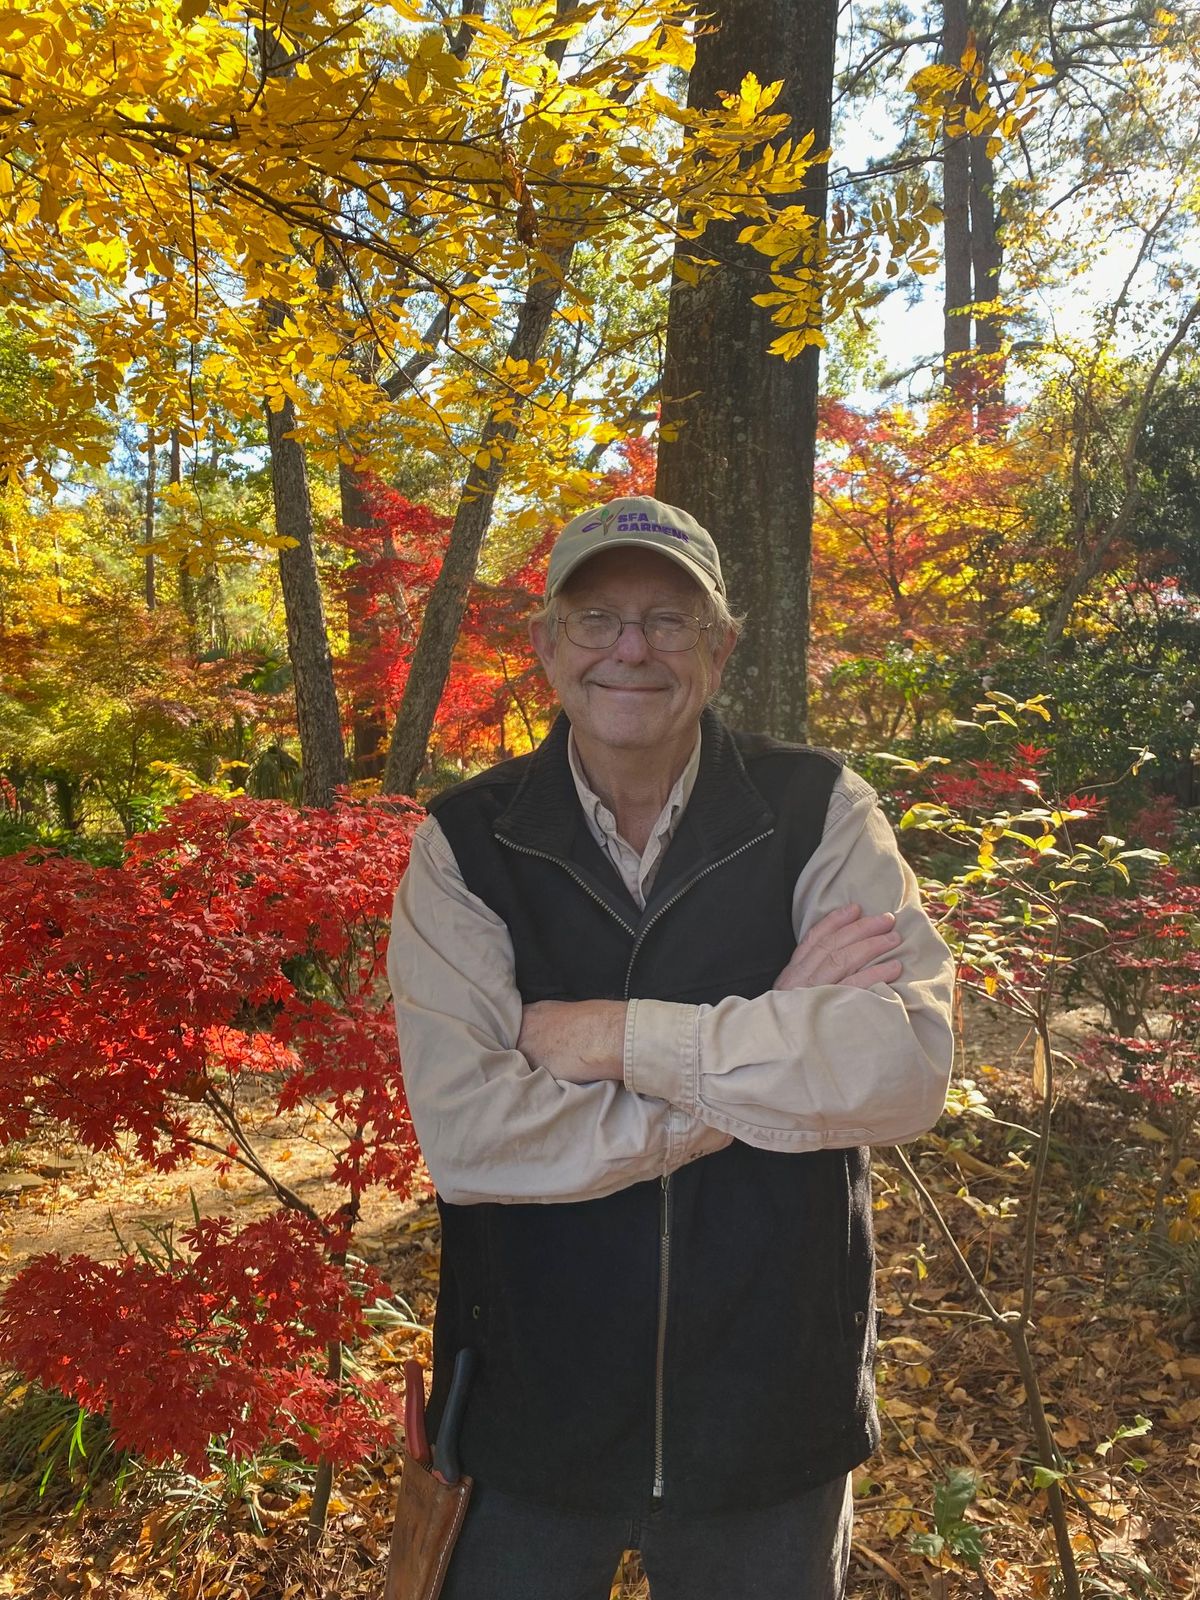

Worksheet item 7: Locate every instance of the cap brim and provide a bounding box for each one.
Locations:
[547,538,721,599]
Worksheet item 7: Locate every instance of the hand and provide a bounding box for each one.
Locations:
[773,904,903,991]
[517,999,627,1084]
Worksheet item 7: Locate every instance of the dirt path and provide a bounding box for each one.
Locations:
[1,992,1095,1279]
[0,1094,427,1290]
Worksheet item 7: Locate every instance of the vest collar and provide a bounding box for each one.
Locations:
[493,707,775,868]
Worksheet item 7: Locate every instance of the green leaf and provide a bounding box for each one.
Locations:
[1112,1414,1152,1442]
[1032,1464,1066,1488]
[934,1466,979,1526]
[949,1524,986,1569]
[910,1531,946,1561]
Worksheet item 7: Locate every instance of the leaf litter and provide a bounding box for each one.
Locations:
[0,993,1198,1599]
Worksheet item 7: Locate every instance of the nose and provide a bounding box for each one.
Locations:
[611,619,652,662]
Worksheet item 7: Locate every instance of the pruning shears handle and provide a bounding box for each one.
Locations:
[403,1359,431,1468]
[432,1347,476,1486]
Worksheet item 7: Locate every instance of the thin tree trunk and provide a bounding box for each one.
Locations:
[266,385,348,807]
[942,0,973,391]
[969,128,1004,406]
[379,0,576,796]
[381,245,573,796]
[655,0,837,741]
[258,24,347,808]
[340,461,392,782]
[172,427,200,630]
[143,428,157,610]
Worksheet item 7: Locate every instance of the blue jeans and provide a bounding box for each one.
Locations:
[439,1474,853,1600]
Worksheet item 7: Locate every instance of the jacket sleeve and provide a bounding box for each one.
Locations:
[623,767,955,1149]
[387,816,732,1204]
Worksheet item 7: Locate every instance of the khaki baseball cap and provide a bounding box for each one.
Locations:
[545,496,725,600]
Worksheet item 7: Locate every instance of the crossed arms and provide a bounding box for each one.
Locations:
[387,768,955,1206]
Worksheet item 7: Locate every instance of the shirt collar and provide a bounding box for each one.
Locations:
[567,727,703,849]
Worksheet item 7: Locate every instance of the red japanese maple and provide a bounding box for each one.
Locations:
[0,794,422,1469]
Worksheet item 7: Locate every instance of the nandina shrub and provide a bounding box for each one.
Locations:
[1065,868,1200,1049]
[0,793,423,1474]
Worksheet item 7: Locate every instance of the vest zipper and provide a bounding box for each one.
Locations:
[652,1172,671,1498]
[621,830,775,986]
[500,824,775,1505]
[621,827,774,1503]
[495,837,638,936]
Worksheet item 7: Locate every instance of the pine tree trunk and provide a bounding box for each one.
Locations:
[655,0,837,741]
[942,0,974,389]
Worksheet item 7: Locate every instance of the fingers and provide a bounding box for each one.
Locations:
[830,927,903,972]
[773,905,904,989]
[806,903,864,934]
[835,958,903,990]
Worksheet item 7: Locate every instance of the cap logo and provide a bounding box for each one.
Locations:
[603,509,690,543]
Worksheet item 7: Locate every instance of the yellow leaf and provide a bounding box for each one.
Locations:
[1133,1120,1168,1144]
[1032,1033,1047,1098]
[83,237,127,276]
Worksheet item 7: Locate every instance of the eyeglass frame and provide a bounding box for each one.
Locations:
[556,606,715,653]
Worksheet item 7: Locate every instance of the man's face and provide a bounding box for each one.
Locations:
[530,547,735,758]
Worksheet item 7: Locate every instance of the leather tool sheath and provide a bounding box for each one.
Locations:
[382,1454,472,1600]
[382,1354,474,1600]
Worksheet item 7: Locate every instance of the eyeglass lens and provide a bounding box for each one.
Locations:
[562,609,703,651]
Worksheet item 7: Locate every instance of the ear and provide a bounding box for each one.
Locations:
[529,611,556,675]
[706,626,737,696]
[711,626,736,673]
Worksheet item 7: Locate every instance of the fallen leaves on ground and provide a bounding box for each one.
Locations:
[2,999,1199,1599]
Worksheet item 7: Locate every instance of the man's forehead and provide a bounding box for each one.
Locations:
[560,546,706,600]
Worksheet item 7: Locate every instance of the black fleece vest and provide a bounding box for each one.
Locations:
[424,710,880,1516]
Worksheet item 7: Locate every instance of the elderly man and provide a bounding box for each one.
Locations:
[388,495,954,1599]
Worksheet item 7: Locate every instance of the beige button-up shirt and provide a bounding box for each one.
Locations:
[567,728,702,910]
[388,749,955,1206]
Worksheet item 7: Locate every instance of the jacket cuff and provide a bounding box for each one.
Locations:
[624,999,699,1113]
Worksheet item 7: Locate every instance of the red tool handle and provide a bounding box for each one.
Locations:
[403,1359,431,1467]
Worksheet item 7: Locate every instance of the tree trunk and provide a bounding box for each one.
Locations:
[381,245,573,796]
[265,387,348,808]
[969,128,1004,406]
[257,24,346,808]
[379,1,576,796]
[340,461,391,782]
[143,428,157,610]
[941,0,973,390]
[172,427,197,627]
[655,0,837,741]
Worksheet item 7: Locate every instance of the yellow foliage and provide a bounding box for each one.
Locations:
[0,0,965,499]
[909,41,1050,148]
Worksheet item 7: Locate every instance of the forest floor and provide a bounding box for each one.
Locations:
[1,994,1199,1600]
